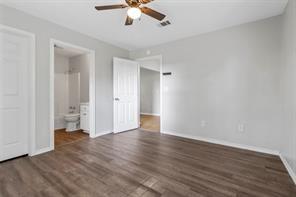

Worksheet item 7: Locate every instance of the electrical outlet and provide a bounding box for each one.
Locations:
[201,120,206,128]
[238,124,245,132]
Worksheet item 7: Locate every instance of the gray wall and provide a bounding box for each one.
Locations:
[0,5,129,150]
[280,0,296,180]
[140,68,160,115]
[130,16,283,151]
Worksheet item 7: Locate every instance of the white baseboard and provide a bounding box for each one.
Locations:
[141,112,160,116]
[30,147,53,156]
[279,154,296,185]
[29,129,296,185]
[162,131,296,185]
[90,131,112,138]
[29,131,111,156]
[54,127,66,131]
[162,131,279,155]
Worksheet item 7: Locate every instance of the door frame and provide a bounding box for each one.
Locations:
[136,55,163,133]
[49,39,96,150]
[0,24,36,156]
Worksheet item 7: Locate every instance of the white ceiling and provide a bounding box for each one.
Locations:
[2,0,288,50]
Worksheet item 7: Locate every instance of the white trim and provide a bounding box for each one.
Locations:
[91,131,112,138]
[138,61,140,129]
[136,55,163,133]
[279,154,296,185]
[30,147,53,156]
[29,34,36,157]
[140,113,160,116]
[49,40,55,151]
[163,130,296,185]
[49,39,96,150]
[54,127,66,131]
[88,50,96,139]
[162,131,279,155]
[0,24,36,157]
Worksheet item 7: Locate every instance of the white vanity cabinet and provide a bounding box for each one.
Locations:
[80,103,89,133]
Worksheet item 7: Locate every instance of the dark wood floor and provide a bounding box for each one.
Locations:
[0,130,295,197]
[140,115,160,132]
[55,129,88,147]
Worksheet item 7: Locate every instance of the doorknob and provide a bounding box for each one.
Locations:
[114,98,120,101]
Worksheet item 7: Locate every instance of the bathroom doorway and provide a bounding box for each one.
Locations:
[50,39,95,148]
[137,56,162,132]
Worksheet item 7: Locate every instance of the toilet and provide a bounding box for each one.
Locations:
[64,113,80,132]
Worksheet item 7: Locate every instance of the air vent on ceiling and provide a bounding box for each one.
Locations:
[159,20,171,27]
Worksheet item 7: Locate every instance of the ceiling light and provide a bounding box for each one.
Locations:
[127,7,142,20]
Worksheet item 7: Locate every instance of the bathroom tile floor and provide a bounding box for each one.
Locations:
[54,129,88,147]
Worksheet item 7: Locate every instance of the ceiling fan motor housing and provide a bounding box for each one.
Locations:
[125,0,141,7]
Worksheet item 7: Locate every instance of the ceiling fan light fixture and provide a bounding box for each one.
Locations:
[127,7,142,19]
[94,0,166,26]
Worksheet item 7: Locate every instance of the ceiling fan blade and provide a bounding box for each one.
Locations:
[139,0,154,4]
[125,16,133,25]
[140,7,166,21]
[95,4,127,11]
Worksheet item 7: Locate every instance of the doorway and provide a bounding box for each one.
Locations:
[138,56,162,132]
[50,39,95,148]
[112,56,162,134]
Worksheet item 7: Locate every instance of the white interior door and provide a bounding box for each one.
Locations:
[0,28,30,161]
[113,57,139,133]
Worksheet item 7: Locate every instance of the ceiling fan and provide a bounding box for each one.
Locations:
[95,0,166,25]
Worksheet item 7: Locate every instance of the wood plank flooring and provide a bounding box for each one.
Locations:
[0,129,295,197]
[54,129,88,147]
[140,115,160,132]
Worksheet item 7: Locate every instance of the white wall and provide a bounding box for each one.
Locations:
[280,0,296,182]
[68,72,80,114]
[54,53,85,129]
[130,16,283,152]
[0,4,129,151]
[54,54,69,129]
[140,67,160,115]
[69,54,89,103]
[139,59,161,72]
